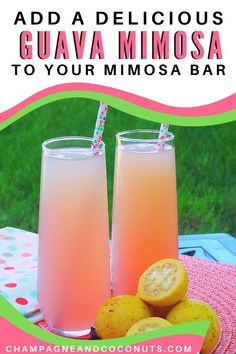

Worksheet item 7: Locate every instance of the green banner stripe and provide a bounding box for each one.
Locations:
[0,91,235,131]
[0,296,208,347]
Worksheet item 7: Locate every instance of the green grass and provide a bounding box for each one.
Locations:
[0,98,235,236]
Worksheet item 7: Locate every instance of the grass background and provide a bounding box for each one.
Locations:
[0,98,235,236]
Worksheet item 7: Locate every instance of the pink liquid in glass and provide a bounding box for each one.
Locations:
[112,134,178,295]
[37,138,110,336]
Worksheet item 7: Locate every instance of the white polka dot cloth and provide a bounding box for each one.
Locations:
[0,227,39,316]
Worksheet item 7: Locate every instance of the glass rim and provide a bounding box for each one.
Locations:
[42,136,105,155]
[116,129,174,143]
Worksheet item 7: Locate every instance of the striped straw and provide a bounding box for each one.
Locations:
[158,123,169,147]
[91,102,108,150]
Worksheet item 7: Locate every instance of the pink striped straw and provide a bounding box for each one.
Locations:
[158,123,169,147]
[91,102,108,150]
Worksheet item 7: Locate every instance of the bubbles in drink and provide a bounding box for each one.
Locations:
[121,143,172,154]
[45,147,102,160]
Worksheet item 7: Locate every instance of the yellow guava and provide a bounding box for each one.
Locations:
[137,258,188,307]
[166,298,221,354]
[95,295,153,339]
[126,316,172,336]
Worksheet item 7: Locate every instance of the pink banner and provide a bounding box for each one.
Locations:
[0,316,204,354]
[0,83,235,123]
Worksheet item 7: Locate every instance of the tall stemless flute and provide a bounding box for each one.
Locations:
[112,130,178,295]
[37,137,110,337]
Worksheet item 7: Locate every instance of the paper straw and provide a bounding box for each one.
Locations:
[158,123,169,147]
[91,102,108,150]
[158,123,169,139]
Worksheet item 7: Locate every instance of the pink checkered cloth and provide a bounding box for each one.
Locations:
[180,255,236,354]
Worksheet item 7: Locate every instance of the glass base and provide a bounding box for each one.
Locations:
[51,326,91,338]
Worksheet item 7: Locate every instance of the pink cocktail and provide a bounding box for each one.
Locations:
[37,137,110,337]
[112,130,178,295]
